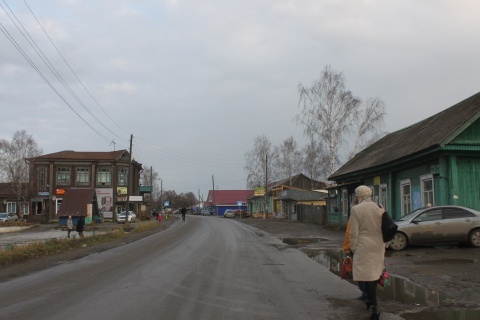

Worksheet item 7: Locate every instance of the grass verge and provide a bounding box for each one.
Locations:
[0,220,160,267]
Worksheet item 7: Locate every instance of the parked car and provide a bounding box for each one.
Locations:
[389,205,480,251]
[117,211,136,223]
[0,212,19,222]
[223,209,235,218]
[202,209,211,216]
[234,209,250,218]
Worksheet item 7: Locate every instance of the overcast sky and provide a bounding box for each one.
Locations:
[1,0,480,200]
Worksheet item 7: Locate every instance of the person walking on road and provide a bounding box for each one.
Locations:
[181,207,186,221]
[350,185,385,320]
[66,215,73,238]
[343,199,368,303]
[76,216,85,238]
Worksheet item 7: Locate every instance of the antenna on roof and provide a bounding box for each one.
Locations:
[109,139,116,151]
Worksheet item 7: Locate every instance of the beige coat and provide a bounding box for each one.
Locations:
[349,199,385,281]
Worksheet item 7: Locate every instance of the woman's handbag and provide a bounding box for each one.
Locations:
[378,264,389,287]
[340,256,353,280]
[382,211,398,242]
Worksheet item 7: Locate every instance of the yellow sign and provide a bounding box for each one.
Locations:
[254,186,265,196]
[374,176,381,185]
[117,187,127,195]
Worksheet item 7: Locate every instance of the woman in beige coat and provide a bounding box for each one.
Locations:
[349,185,384,320]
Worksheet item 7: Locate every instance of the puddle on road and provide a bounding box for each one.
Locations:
[304,248,450,305]
[402,310,480,320]
[282,237,325,245]
[282,239,480,319]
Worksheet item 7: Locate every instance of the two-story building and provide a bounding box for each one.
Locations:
[26,150,142,224]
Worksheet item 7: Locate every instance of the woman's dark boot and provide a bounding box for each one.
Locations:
[370,305,379,320]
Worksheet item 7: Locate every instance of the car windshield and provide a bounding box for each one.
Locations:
[397,208,425,221]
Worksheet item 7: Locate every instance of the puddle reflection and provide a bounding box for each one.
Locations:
[304,248,449,306]
[402,310,480,320]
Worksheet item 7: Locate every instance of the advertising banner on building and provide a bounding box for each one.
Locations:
[96,188,113,218]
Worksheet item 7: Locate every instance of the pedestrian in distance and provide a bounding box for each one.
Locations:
[76,216,85,238]
[181,207,186,221]
[66,215,73,238]
[158,212,162,223]
[349,185,385,320]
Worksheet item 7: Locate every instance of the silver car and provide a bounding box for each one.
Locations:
[389,205,480,251]
[0,212,19,222]
[117,211,136,223]
[223,209,235,218]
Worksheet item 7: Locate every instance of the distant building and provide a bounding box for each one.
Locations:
[204,189,254,216]
[26,150,142,223]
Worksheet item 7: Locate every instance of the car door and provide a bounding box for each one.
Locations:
[442,208,476,242]
[408,209,445,243]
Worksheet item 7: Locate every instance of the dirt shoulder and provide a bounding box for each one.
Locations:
[0,218,178,283]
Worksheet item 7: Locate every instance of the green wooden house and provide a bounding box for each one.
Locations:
[327,91,480,226]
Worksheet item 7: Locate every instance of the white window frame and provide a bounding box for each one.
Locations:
[38,166,47,191]
[97,167,111,186]
[400,179,411,216]
[22,202,29,215]
[57,167,71,186]
[117,168,128,186]
[76,167,90,187]
[7,202,16,213]
[420,174,435,207]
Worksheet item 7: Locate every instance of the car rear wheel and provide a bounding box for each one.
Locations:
[469,229,480,247]
[389,232,408,251]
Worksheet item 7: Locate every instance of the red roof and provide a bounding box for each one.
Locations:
[206,190,253,206]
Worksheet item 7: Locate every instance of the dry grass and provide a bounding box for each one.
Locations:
[0,220,160,266]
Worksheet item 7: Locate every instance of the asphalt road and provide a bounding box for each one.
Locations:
[0,216,365,320]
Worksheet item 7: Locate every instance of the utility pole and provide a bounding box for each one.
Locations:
[212,175,216,216]
[125,134,133,225]
[264,153,268,220]
[160,179,163,213]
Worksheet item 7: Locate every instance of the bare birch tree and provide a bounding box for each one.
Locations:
[348,97,386,159]
[0,130,42,218]
[296,65,386,175]
[273,136,303,185]
[244,135,279,189]
[303,138,329,187]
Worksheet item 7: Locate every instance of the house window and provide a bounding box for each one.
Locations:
[342,189,348,217]
[400,179,411,216]
[421,174,434,207]
[22,202,29,215]
[57,167,71,186]
[97,167,111,186]
[38,166,47,191]
[117,168,128,186]
[7,202,16,213]
[76,167,90,187]
[56,199,62,216]
[379,184,387,209]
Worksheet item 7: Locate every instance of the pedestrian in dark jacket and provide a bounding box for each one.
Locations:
[76,217,85,238]
[181,207,186,221]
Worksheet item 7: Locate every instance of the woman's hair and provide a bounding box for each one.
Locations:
[355,185,372,200]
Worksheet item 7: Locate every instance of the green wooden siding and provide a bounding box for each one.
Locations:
[451,118,480,143]
[455,157,480,209]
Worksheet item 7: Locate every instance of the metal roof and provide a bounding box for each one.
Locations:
[329,91,480,180]
[57,188,95,217]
